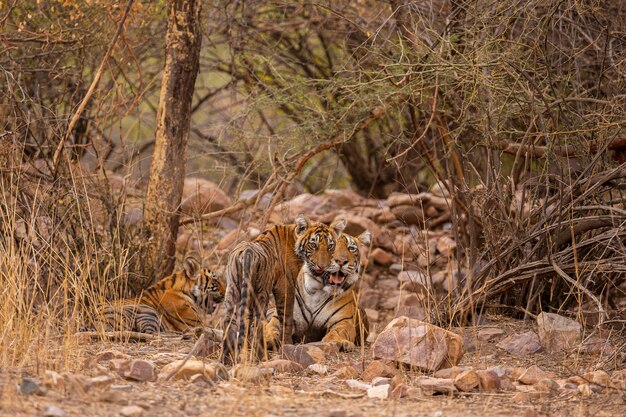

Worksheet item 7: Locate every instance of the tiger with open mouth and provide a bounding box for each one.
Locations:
[264,230,371,351]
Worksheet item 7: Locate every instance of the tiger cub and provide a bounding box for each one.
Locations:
[264,230,371,351]
[100,256,225,334]
[220,215,346,364]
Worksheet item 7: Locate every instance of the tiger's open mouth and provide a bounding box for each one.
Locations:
[324,270,347,286]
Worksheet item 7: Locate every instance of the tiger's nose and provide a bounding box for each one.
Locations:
[337,258,348,266]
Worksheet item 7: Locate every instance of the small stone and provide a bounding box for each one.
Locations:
[305,342,339,356]
[394,293,427,320]
[280,344,325,368]
[611,369,626,390]
[496,331,542,356]
[476,370,501,392]
[511,392,541,402]
[346,379,371,391]
[518,366,550,385]
[331,365,359,379]
[454,370,480,392]
[109,384,133,392]
[95,350,130,363]
[415,377,457,395]
[390,383,409,399]
[159,360,228,382]
[578,383,594,397]
[328,410,347,417]
[367,384,390,399]
[536,312,581,353]
[361,360,399,382]
[234,365,271,383]
[43,371,64,389]
[477,327,505,342]
[307,364,328,375]
[397,270,428,293]
[20,377,46,396]
[87,375,115,389]
[582,370,610,391]
[436,236,457,257]
[364,308,380,322]
[434,366,470,379]
[371,377,391,387]
[119,360,157,382]
[259,359,303,374]
[43,405,66,417]
[534,378,559,393]
[389,263,403,274]
[370,248,393,266]
[120,405,144,417]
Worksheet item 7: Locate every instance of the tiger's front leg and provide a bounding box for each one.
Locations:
[322,319,358,352]
[273,285,294,346]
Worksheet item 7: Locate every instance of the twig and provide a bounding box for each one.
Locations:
[52,0,135,174]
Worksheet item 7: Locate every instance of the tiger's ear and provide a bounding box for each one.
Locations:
[182,255,201,279]
[295,214,310,236]
[330,217,346,237]
[358,230,372,247]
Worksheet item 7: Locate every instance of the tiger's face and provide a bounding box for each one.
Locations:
[190,268,225,314]
[294,215,346,279]
[323,230,371,293]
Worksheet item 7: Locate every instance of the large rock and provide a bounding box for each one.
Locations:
[180,177,231,216]
[496,331,542,355]
[536,312,581,353]
[372,317,464,372]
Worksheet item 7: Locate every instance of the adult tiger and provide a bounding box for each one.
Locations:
[100,256,225,334]
[264,230,371,351]
[220,215,346,364]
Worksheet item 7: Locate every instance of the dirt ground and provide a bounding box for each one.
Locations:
[2,318,624,417]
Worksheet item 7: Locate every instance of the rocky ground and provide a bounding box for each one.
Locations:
[4,180,625,416]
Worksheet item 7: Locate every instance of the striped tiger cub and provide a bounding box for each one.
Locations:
[100,256,225,334]
[264,230,371,351]
[220,215,346,364]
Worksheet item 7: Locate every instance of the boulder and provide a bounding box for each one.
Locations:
[180,178,231,216]
[536,312,581,353]
[372,317,464,372]
[496,331,542,355]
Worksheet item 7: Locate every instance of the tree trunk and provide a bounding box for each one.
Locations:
[139,0,202,286]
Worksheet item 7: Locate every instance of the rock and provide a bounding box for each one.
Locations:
[120,405,145,417]
[370,248,393,266]
[534,378,559,393]
[578,383,594,397]
[583,370,610,391]
[346,379,372,391]
[43,405,67,417]
[259,359,303,374]
[454,370,480,392]
[95,350,130,363]
[20,378,46,396]
[361,360,399,382]
[234,365,271,383]
[87,375,115,389]
[536,312,581,353]
[307,364,328,375]
[415,377,457,395]
[364,308,380,322]
[391,205,425,226]
[517,365,550,385]
[395,293,427,320]
[328,410,347,417]
[335,214,379,238]
[476,370,501,392]
[113,360,157,382]
[159,360,228,382]
[367,384,390,399]
[60,373,89,395]
[359,288,381,310]
[477,327,505,342]
[371,377,392,387]
[332,365,360,379]
[430,181,451,198]
[611,369,626,390]
[511,392,541,402]
[271,193,328,223]
[389,263,403,274]
[109,384,133,392]
[280,344,325,368]
[180,177,231,216]
[433,366,471,379]
[496,331,542,355]
[397,270,428,293]
[436,237,456,257]
[372,317,464,372]
[306,341,340,356]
